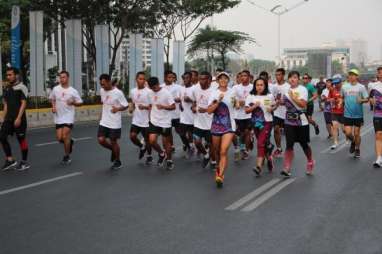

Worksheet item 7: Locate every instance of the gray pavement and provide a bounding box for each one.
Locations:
[1,108,382,254]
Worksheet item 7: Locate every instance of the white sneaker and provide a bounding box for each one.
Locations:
[373,161,382,168]
[330,144,337,150]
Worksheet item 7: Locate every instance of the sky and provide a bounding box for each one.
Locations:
[207,0,382,62]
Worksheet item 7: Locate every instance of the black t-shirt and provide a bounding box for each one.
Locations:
[3,83,28,121]
[316,81,326,95]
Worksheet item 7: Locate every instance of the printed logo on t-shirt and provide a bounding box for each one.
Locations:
[211,102,233,134]
[371,89,382,118]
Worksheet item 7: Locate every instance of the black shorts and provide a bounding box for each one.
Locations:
[0,119,27,139]
[180,123,194,134]
[331,114,344,124]
[273,116,285,128]
[171,119,180,128]
[235,119,251,133]
[285,124,310,147]
[56,123,73,130]
[130,124,148,136]
[193,127,211,143]
[323,112,332,125]
[148,122,172,137]
[343,117,364,127]
[374,118,382,132]
[97,125,121,140]
[306,104,314,116]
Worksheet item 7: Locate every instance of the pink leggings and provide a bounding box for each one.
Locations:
[254,122,272,158]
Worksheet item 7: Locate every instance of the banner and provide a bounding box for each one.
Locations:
[29,11,44,97]
[151,38,164,84]
[11,6,21,69]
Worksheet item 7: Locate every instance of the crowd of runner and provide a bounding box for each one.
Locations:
[1,66,382,188]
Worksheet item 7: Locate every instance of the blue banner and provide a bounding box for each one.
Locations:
[11,6,21,69]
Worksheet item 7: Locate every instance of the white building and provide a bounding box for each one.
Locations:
[349,39,368,66]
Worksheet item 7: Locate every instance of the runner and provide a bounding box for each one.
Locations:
[192,71,215,169]
[147,77,176,170]
[320,78,333,139]
[232,70,253,160]
[271,68,290,158]
[161,71,182,153]
[129,71,152,164]
[329,75,345,150]
[97,74,128,170]
[302,74,320,135]
[0,67,30,171]
[191,70,199,86]
[245,78,276,176]
[316,76,327,111]
[207,72,236,188]
[49,71,83,165]
[342,69,369,158]
[280,71,315,177]
[368,67,382,167]
[179,72,196,158]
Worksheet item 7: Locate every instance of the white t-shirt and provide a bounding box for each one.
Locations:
[272,82,290,119]
[100,88,128,129]
[283,85,309,126]
[232,83,253,120]
[193,85,214,130]
[208,88,237,134]
[49,85,83,124]
[161,83,182,120]
[245,94,275,122]
[148,88,175,128]
[130,87,151,128]
[180,86,195,125]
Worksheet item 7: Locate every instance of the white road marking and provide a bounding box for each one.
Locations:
[320,123,373,154]
[241,178,296,212]
[35,137,93,147]
[0,172,83,196]
[225,178,282,211]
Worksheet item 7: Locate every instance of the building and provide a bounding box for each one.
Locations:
[349,39,368,66]
[120,36,152,71]
[281,47,350,77]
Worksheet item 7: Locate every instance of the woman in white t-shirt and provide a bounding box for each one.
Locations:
[281,71,314,177]
[207,72,236,188]
[245,78,277,176]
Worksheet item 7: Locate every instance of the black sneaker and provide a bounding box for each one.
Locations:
[373,161,381,168]
[202,156,210,168]
[354,149,360,158]
[349,142,356,154]
[16,161,31,171]
[314,125,320,135]
[166,160,174,170]
[280,170,291,178]
[69,139,74,154]
[210,161,217,171]
[61,155,72,166]
[145,155,153,165]
[139,147,146,160]
[157,153,166,167]
[2,160,17,171]
[111,160,122,170]
[253,167,261,177]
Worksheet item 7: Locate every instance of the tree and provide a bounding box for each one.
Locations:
[188,26,255,70]
[248,59,276,76]
[332,60,344,75]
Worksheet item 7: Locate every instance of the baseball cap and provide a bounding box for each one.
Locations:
[332,74,343,85]
[348,69,360,76]
[216,72,230,80]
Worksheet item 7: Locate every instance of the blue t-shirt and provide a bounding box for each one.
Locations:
[341,83,368,119]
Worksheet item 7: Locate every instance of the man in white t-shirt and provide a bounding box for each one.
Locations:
[49,71,83,165]
[97,74,129,170]
[148,77,176,170]
[129,71,152,164]
[192,71,216,169]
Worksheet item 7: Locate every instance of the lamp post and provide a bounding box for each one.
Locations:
[247,0,310,64]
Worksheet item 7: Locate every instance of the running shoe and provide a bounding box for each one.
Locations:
[145,155,153,165]
[253,166,261,177]
[354,149,360,159]
[280,170,291,178]
[2,160,17,171]
[202,156,210,168]
[61,155,72,166]
[69,139,74,154]
[139,147,146,160]
[306,160,315,175]
[273,148,283,158]
[314,125,320,135]
[166,160,174,171]
[157,153,166,167]
[16,161,31,171]
[234,149,241,162]
[111,160,122,170]
[210,161,217,171]
[215,169,224,188]
[373,161,382,168]
[349,142,356,154]
[330,144,338,150]
[241,150,249,160]
[267,156,274,172]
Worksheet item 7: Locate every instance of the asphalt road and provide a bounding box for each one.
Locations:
[1,108,382,254]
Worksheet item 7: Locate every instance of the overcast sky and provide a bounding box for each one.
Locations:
[208,0,382,62]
